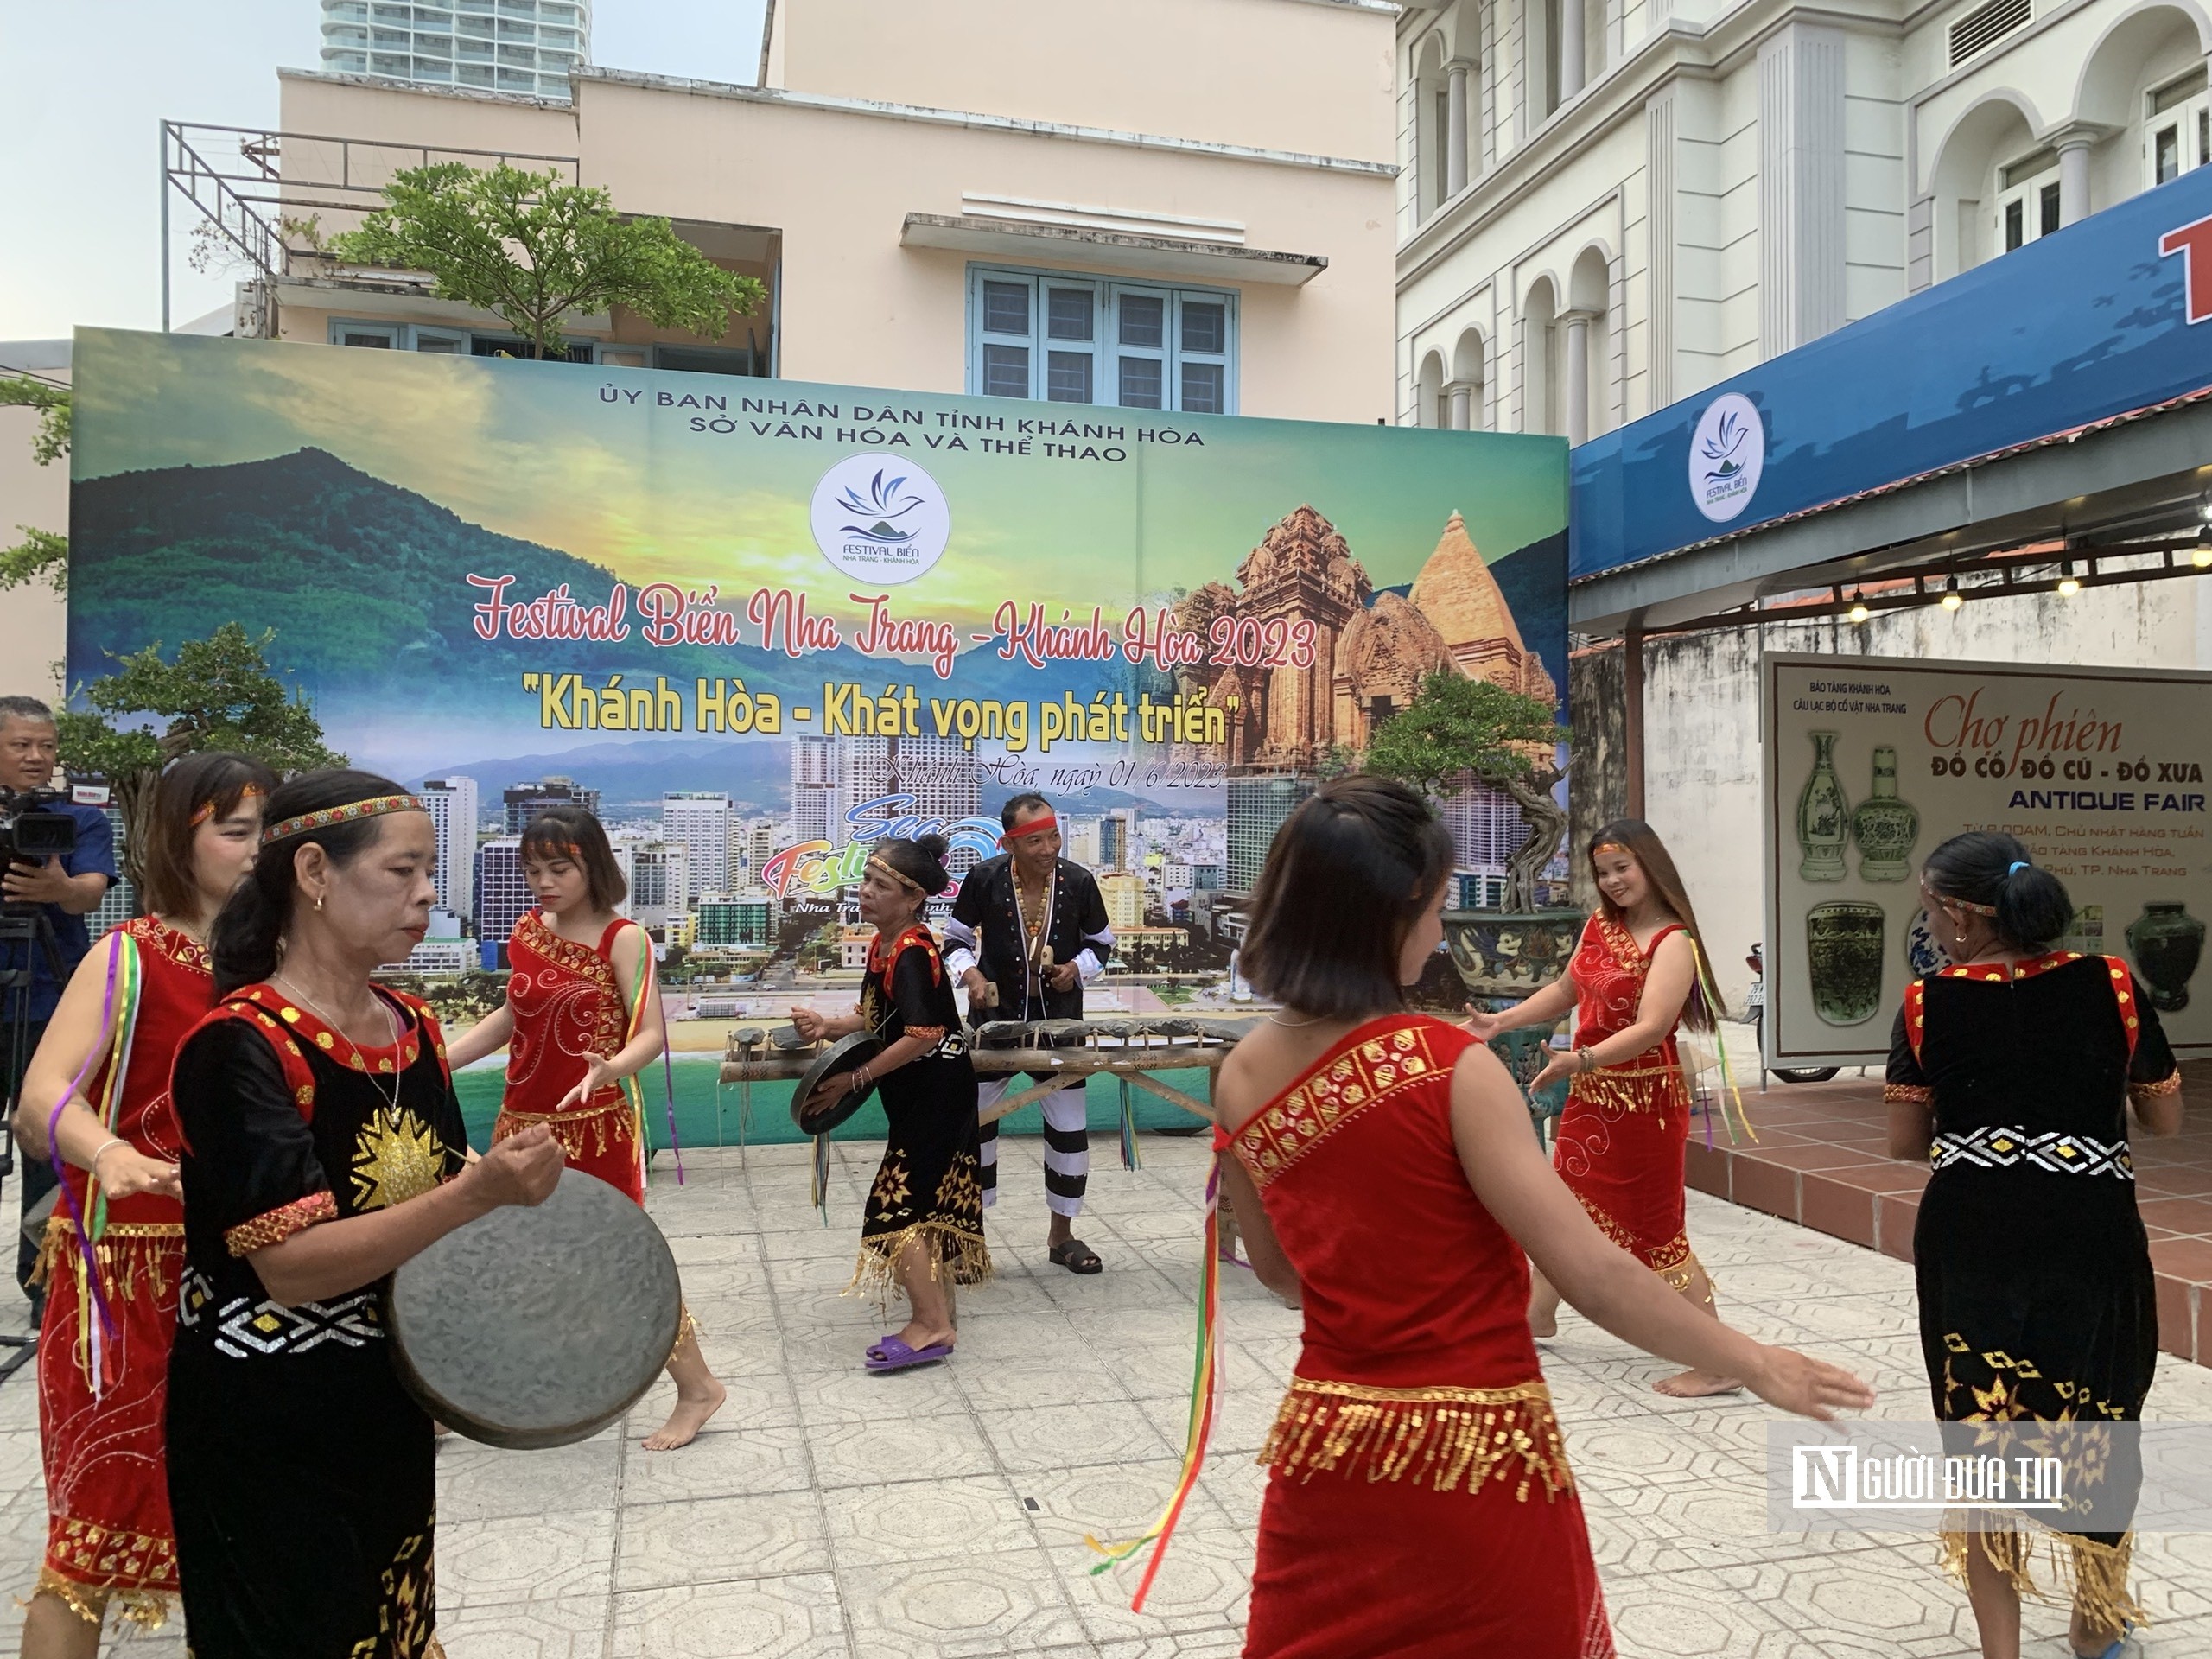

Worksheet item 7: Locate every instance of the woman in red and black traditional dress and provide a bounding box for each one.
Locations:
[1215,779,1870,1658]
[790,836,990,1373]
[166,772,563,1659]
[1888,833,2182,1659]
[1470,818,1738,1396]
[446,806,727,1450]
[13,753,272,1656]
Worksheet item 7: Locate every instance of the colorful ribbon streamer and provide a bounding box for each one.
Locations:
[1116,1075,1141,1172]
[1683,936,1757,1149]
[47,930,142,1393]
[1085,1142,1221,1609]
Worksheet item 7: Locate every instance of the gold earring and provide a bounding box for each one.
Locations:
[315,894,325,913]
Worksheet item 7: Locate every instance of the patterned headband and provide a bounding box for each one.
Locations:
[261,794,429,846]
[866,854,926,896]
[1592,841,1630,856]
[189,783,265,827]
[1001,812,1059,848]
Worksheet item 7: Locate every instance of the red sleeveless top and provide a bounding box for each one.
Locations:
[503,910,632,1116]
[70,918,214,1228]
[1229,1014,1572,1502]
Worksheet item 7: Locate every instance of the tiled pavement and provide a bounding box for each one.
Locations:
[2,1138,2212,1655]
[1685,1060,2212,1363]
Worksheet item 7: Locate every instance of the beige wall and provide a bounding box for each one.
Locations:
[0,371,69,705]
[276,66,1399,424]
[774,0,1398,163]
[577,77,1395,418]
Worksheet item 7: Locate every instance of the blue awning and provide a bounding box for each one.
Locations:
[1572,168,2212,583]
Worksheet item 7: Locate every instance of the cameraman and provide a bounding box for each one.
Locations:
[0,696,114,1323]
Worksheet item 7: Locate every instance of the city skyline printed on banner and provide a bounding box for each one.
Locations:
[66,328,1568,971]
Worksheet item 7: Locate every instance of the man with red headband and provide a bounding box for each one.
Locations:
[944,792,1115,1273]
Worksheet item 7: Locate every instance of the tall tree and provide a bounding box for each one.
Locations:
[1,372,71,594]
[1363,671,1571,912]
[59,622,346,888]
[328,163,767,361]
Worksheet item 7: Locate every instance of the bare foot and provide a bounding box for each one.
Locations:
[1529,1313,1558,1338]
[1653,1369,1744,1398]
[643,1379,727,1451]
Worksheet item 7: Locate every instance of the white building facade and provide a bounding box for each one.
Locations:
[1395,0,2212,441]
[659,791,731,907]
[420,775,480,925]
[319,0,590,100]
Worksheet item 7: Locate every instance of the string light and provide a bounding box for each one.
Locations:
[2057,559,2080,598]
[1941,575,1962,611]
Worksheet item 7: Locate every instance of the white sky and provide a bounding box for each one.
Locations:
[0,0,769,341]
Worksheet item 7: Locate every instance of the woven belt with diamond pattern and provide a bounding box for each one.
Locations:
[1929,1126,2133,1180]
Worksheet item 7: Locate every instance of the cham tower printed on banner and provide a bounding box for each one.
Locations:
[1173,505,1557,772]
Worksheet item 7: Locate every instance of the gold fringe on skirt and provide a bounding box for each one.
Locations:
[1937,1516,2146,1632]
[844,1221,993,1304]
[27,1565,175,1631]
[1258,1376,1578,1503]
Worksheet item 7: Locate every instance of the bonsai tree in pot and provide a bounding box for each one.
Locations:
[1365,671,1568,911]
[1365,671,1577,1005]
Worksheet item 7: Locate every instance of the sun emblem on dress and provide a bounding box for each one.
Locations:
[351,1112,447,1211]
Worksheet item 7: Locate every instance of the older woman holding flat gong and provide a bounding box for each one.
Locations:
[165,772,563,1659]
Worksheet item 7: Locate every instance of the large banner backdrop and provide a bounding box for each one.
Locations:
[1763,652,2212,1067]
[67,327,1567,993]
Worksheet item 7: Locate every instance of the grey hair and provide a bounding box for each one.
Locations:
[0,696,55,728]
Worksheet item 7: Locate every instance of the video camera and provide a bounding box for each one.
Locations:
[0,786,77,871]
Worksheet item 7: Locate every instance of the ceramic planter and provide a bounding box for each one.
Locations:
[2127,902,2205,1013]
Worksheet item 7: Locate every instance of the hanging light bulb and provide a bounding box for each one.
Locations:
[2193,541,2212,569]
[1941,575,1963,611]
[2057,559,2080,598]
[1847,589,1871,623]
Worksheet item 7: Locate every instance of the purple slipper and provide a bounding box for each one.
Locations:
[864,1336,953,1373]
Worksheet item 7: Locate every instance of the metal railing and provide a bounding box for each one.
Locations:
[160,119,582,333]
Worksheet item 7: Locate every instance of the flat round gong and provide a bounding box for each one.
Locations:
[387,1168,682,1450]
[791,1030,883,1135]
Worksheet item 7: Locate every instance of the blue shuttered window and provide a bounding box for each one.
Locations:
[965,265,1237,413]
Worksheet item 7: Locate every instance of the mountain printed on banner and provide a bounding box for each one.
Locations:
[66,447,1121,716]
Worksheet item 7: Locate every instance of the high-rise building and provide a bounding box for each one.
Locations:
[1063,817,1102,868]
[1098,807,1135,871]
[503,777,598,835]
[474,837,529,969]
[319,0,590,101]
[1097,872,1147,931]
[696,890,778,949]
[659,792,729,906]
[1440,780,1531,873]
[790,736,837,845]
[613,836,690,931]
[1225,773,1314,893]
[419,776,480,924]
[728,815,779,886]
[885,734,981,824]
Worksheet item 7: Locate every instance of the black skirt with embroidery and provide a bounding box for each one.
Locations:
[168,988,467,1659]
[854,930,990,1293]
[1888,952,2179,1562]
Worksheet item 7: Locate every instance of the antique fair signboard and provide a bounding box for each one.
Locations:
[1762,652,2212,1068]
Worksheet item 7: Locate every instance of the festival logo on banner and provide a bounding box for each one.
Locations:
[1688,392,1764,524]
[810,451,951,582]
[67,328,1568,990]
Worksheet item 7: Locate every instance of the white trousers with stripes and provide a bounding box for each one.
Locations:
[976,1077,1090,1218]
